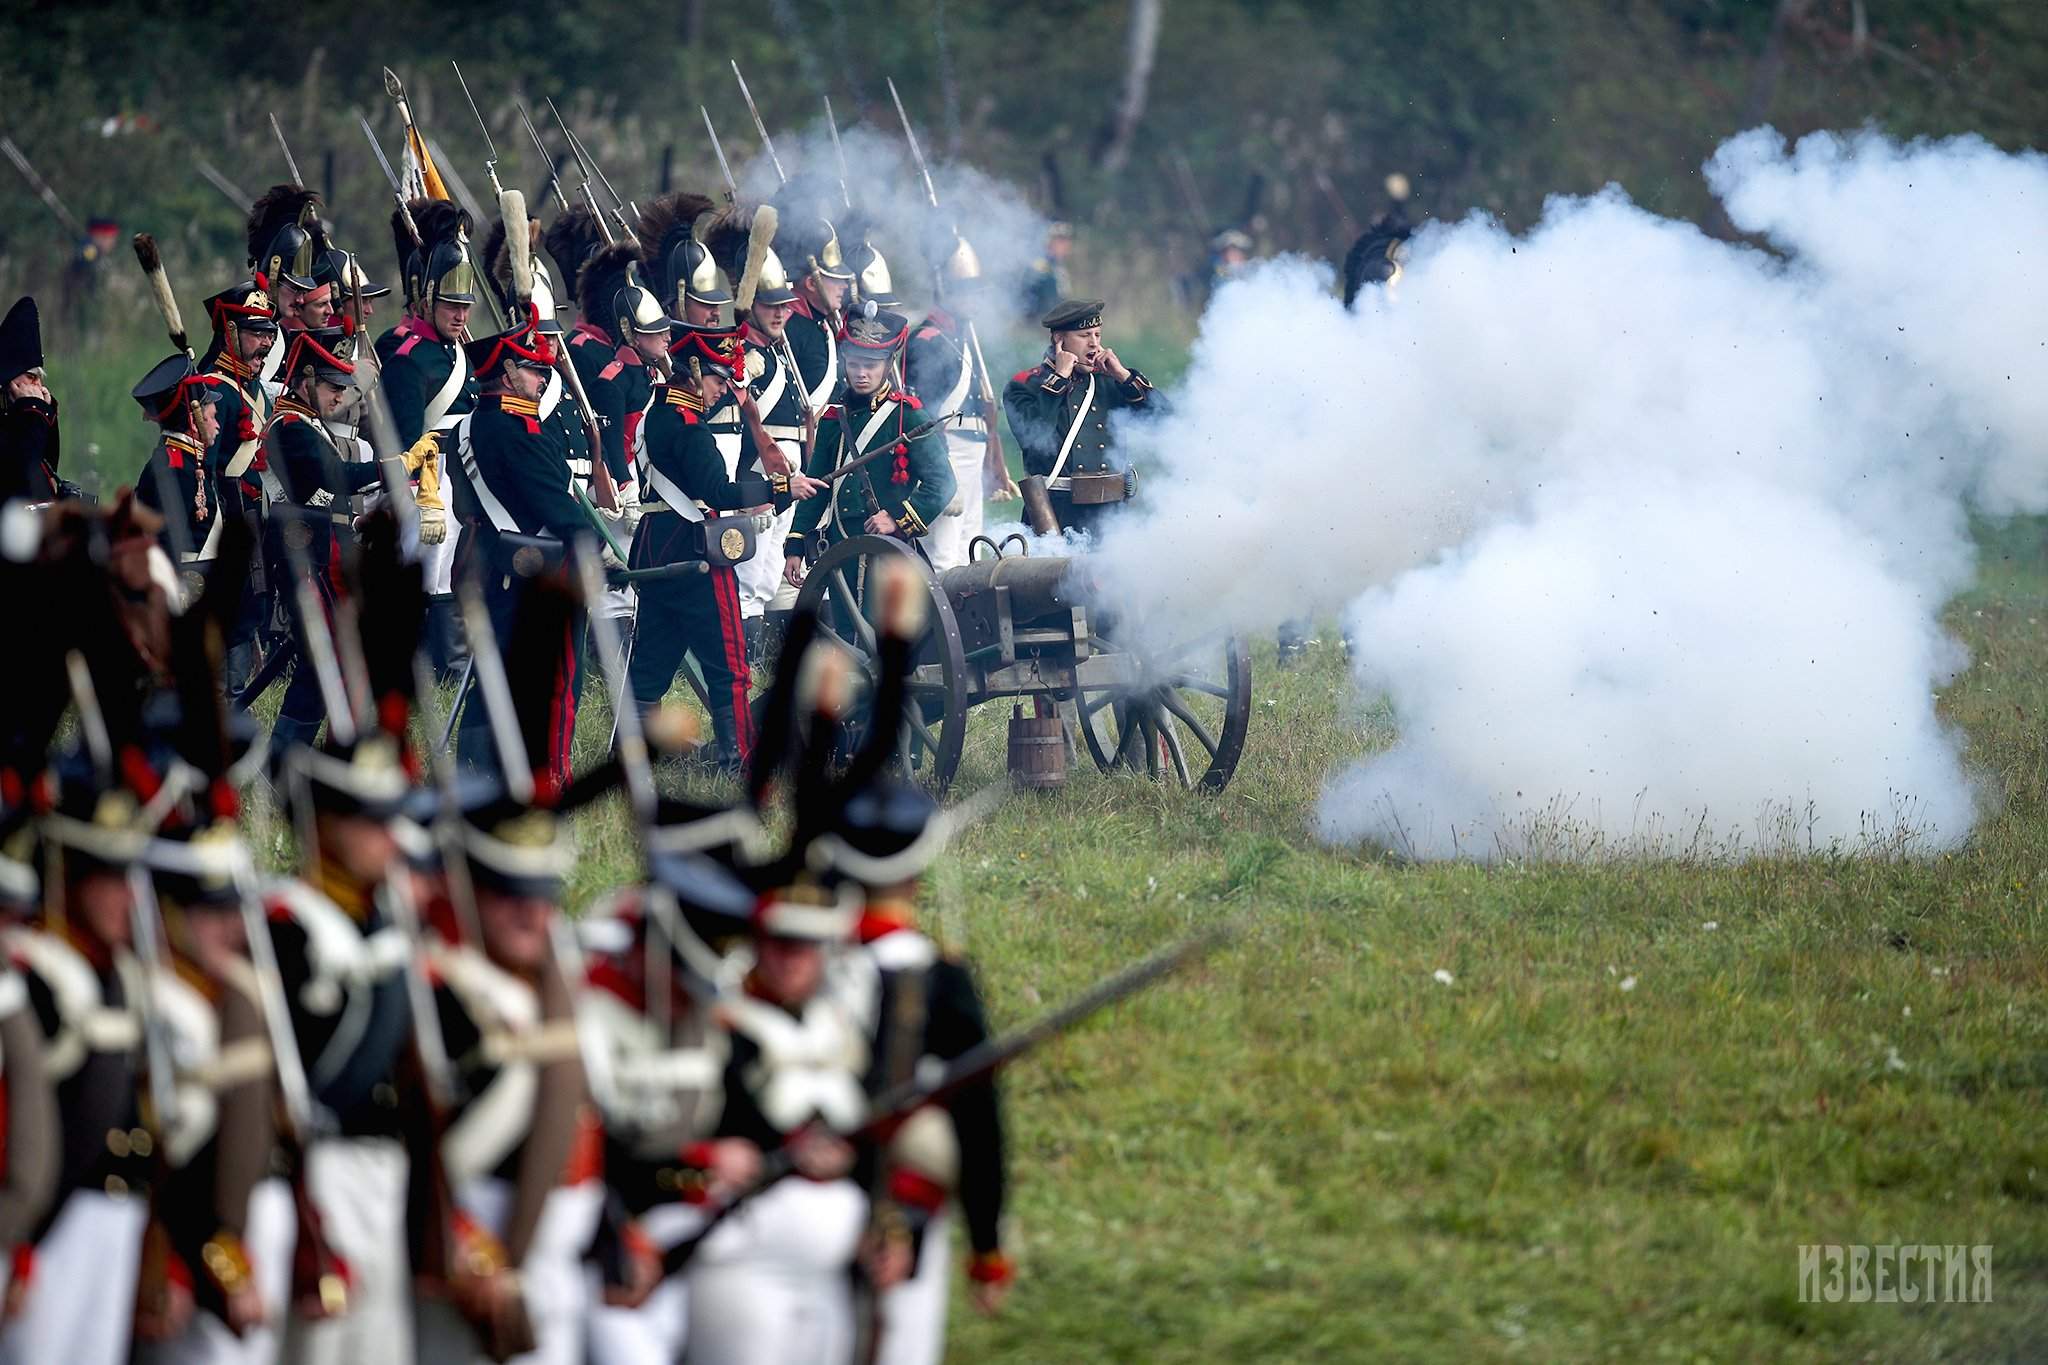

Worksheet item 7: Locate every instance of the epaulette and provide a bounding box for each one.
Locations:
[598,359,624,382]
[394,334,421,358]
[821,404,842,420]
[895,392,923,411]
[1011,369,1033,384]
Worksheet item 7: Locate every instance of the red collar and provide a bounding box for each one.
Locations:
[923,307,957,333]
[571,320,611,347]
[789,293,822,322]
[399,314,446,345]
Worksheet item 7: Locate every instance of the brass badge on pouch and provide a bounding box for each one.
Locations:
[512,545,545,578]
[720,526,747,562]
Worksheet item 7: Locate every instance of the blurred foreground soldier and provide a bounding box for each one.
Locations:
[260,325,378,747]
[580,845,760,1365]
[378,199,481,678]
[199,278,281,695]
[787,309,954,578]
[816,781,1012,1365]
[447,310,591,789]
[0,828,60,1310]
[130,813,278,1363]
[268,732,417,1365]
[626,323,807,768]
[414,782,596,1365]
[1017,220,1072,324]
[1002,299,1153,542]
[0,297,63,505]
[685,881,883,1365]
[131,355,229,585]
[0,766,152,1365]
[906,236,1011,573]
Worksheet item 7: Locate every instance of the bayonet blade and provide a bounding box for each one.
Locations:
[824,95,852,209]
[269,112,304,187]
[451,60,498,162]
[701,106,738,202]
[731,60,787,186]
[886,78,940,209]
[515,102,571,213]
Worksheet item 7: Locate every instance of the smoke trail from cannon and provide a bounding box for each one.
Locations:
[1094,128,2048,858]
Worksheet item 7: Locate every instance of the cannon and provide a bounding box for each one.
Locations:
[791,534,1253,793]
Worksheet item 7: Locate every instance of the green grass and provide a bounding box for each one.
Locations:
[525,533,2047,1362]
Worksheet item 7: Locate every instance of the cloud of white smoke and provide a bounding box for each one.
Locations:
[1090,128,2048,859]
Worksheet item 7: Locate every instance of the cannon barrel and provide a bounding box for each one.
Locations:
[935,553,1089,624]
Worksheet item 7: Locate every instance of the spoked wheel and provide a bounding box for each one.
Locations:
[793,536,968,792]
[1078,627,1253,791]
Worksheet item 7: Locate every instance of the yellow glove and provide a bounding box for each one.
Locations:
[402,432,449,545]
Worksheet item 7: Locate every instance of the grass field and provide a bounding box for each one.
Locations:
[67,331,2048,1360]
[486,519,2045,1363]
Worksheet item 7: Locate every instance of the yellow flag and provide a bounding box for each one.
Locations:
[401,125,449,202]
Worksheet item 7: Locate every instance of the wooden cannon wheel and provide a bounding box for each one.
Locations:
[792,535,969,793]
[1076,626,1254,791]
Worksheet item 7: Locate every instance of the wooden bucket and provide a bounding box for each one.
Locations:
[1007,707,1068,790]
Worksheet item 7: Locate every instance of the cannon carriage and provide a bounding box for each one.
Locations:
[791,534,1253,793]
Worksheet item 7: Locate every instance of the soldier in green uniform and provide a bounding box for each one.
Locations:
[566,243,667,508]
[787,308,954,580]
[1000,298,1154,543]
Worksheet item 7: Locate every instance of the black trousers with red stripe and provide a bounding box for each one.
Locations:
[628,562,755,766]
[456,571,587,788]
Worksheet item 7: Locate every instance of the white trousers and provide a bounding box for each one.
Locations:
[425,524,463,596]
[134,1177,296,1365]
[924,432,989,575]
[279,1138,411,1365]
[875,1212,950,1365]
[584,1202,706,1365]
[415,1178,606,1365]
[735,507,797,621]
[683,1179,865,1365]
[0,1189,148,1365]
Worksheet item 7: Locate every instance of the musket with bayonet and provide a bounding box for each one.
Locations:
[515,103,572,215]
[887,79,1017,499]
[384,65,507,330]
[549,99,638,246]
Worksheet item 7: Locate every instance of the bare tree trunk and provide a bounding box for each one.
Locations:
[1095,0,1163,173]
